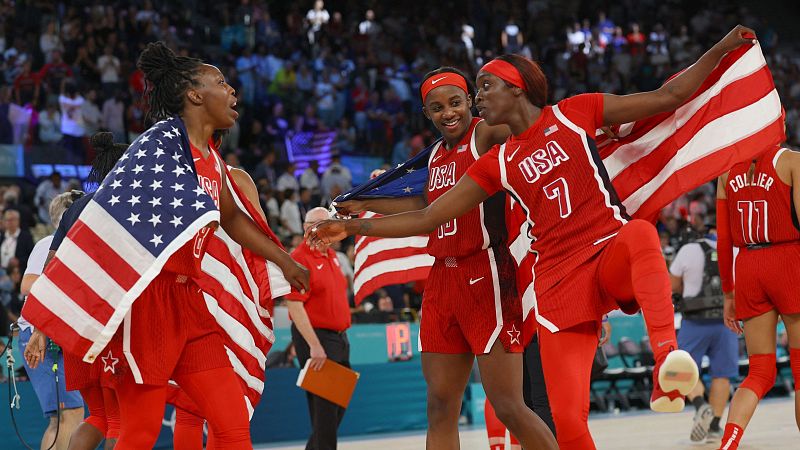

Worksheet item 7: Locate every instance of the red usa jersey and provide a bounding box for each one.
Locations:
[725,147,800,247]
[162,142,223,276]
[468,94,628,294]
[426,117,510,258]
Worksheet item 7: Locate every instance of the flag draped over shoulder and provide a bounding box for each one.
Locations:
[597,42,785,221]
[337,42,784,318]
[22,116,288,414]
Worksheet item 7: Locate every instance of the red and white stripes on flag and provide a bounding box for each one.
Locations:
[597,42,785,221]
[192,168,290,416]
[353,212,434,304]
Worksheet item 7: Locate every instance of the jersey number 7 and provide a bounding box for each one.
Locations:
[543,177,572,218]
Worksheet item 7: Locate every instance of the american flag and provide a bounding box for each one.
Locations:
[597,41,784,221]
[22,117,289,414]
[336,141,439,303]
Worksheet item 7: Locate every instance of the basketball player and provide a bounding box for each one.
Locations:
[93,42,308,449]
[333,67,556,449]
[716,145,800,449]
[308,26,756,449]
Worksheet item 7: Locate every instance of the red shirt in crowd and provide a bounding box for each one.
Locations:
[285,241,351,332]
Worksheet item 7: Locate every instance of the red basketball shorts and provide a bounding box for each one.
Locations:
[100,272,231,386]
[735,242,800,320]
[419,246,523,355]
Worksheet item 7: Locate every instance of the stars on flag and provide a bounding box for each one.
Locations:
[132,164,144,174]
[169,215,183,227]
[148,214,162,227]
[109,195,120,206]
[151,164,164,174]
[148,197,162,207]
[149,179,163,190]
[127,195,141,207]
[171,182,184,192]
[170,197,183,208]
[126,213,140,226]
[149,234,163,246]
[110,179,122,189]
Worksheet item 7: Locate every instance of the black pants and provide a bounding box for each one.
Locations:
[291,325,351,450]
[522,334,556,436]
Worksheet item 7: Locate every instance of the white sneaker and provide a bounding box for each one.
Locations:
[650,350,699,413]
[690,403,713,443]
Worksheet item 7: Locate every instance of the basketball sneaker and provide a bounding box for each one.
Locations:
[690,403,714,442]
[650,349,699,412]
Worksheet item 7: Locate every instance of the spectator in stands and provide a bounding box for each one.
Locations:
[0,209,34,274]
[101,92,126,143]
[3,186,35,230]
[39,21,63,63]
[97,45,121,99]
[13,61,40,106]
[259,184,281,229]
[335,117,356,154]
[39,50,72,102]
[253,150,278,188]
[38,101,62,144]
[277,162,300,196]
[34,172,66,225]
[670,233,737,443]
[300,160,319,191]
[358,9,380,36]
[281,188,303,236]
[321,154,351,202]
[305,0,330,46]
[58,81,86,162]
[501,18,524,54]
[286,206,351,450]
[81,89,102,137]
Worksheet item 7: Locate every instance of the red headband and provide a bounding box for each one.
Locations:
[480,59,525,91]
[420,72,469,103]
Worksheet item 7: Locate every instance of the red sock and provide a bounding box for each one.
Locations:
[719,423,743,450]
[790,348,800,391]
[485,398,507,449]
[599,220,677,362]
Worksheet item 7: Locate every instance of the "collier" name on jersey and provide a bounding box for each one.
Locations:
[729,172,774,193]
[429,161,457,191]
[517,140,569,184]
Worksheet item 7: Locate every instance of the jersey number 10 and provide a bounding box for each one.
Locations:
[737,200,769,244]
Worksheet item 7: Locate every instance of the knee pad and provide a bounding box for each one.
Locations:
[740,353,777,399]
[790,348,800,391]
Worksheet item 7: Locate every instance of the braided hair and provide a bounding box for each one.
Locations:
[137,41,203,124]
[88,132,128,183]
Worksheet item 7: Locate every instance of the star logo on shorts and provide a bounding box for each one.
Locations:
[507,324,521,345]
[102,350,120,374]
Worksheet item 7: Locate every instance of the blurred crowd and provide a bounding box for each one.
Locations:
[0,0,797,328]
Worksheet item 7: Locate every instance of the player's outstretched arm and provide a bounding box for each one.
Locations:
[334,196,428,217]
[602,25,757,126]
[219,170,309,292]
[307,175,488,246]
